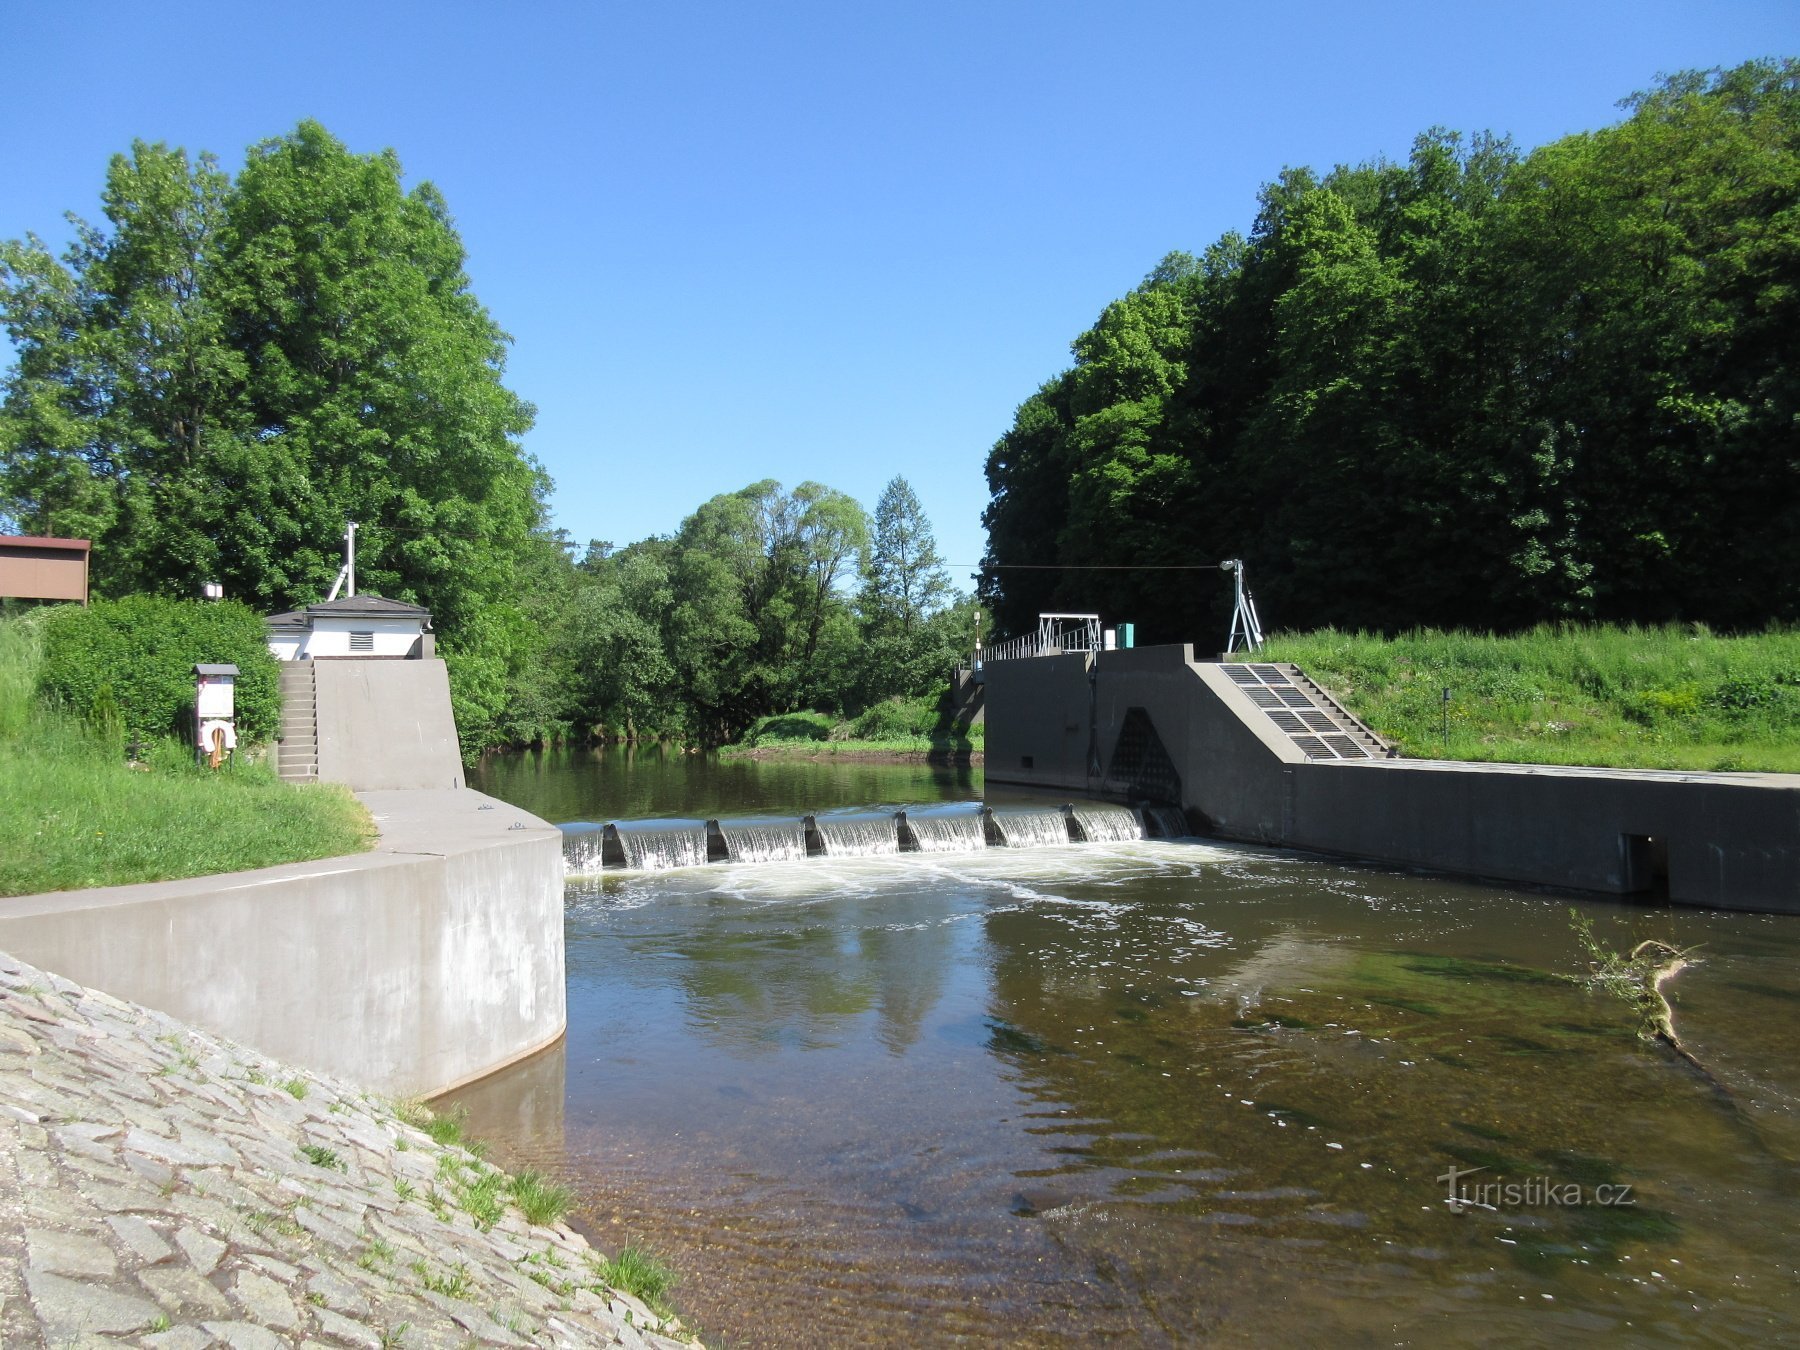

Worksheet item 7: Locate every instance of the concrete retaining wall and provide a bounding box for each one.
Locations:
[0,789,565,1097]
[315,658,465,791]
[986,644,1800,913]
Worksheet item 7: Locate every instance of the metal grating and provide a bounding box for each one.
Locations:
[1221,661,1393,761]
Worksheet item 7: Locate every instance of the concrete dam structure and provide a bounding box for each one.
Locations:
[984,643,1800,913]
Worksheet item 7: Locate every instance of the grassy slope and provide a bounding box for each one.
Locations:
[1,617,374,897]
[1257,625,1800,773]
[717,702,983,759]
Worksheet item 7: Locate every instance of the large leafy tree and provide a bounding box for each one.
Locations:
[1,121,548,749]
[980,62,1800,641]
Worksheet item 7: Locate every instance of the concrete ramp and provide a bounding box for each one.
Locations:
[314,659,464,791]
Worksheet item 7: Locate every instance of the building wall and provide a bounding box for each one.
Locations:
[0,789,566,1097]
[299,617,424,659]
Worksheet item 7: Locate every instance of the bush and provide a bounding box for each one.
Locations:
[848,696,938,741]
[36,597,282,745]
[744,711,833,745]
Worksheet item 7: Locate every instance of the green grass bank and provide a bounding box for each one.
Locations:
[1,614,373,897]
[718,697,983,761]
[1258,625,1800,773]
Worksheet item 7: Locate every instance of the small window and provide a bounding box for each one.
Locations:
[1020,755,1034,770]
[349,631,374,652]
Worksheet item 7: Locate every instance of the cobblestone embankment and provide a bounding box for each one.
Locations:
[0,951,693,1349]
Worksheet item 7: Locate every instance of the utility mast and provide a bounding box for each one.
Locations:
[325,521,359,601]
[1221,558,1263,656]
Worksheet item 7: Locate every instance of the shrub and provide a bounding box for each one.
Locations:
[849,696,937,741]
[744,711,832,745]
[36,597,281,745]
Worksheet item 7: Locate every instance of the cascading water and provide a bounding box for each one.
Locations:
[1142,804,1191,839]
[566,800,1192,870]
[561,823,608,875]
[1070,803,1143,843]
[901,805,986,854]
[610,820,711,870]
[721,819,809,863]
[814,813,900,857]
[986,807,1073,848]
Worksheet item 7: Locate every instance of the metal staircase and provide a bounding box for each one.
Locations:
[1220,662,1392,761]
[276,663,318,782]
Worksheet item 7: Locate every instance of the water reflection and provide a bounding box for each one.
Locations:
[470,743,981,824]
[450,753,1800,1347]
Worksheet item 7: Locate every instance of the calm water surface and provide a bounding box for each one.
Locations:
[457,748,1800,1347]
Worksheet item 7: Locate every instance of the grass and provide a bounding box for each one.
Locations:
[0,613,375,896]
[300,1143,347,1171]
[721,694,983,760]
[593,1243,676,1315]
[507,1169,574,1226]
[1257,624,1800,773]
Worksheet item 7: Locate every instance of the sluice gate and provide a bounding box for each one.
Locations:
[560,800,1191,875]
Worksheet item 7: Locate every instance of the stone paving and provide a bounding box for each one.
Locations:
[0,951,695,1348]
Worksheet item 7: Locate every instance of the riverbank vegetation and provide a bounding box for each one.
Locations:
[0,613,371,896]
[0,125,979,755]
[1258,626,1800,772]
[980,62,1799,648]
[721,693,984,760]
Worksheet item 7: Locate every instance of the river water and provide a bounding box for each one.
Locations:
[457,747,1800,1347]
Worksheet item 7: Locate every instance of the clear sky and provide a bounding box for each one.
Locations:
[4,1,1796,587]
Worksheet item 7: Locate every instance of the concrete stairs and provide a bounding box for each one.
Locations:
[277,663,318,781]
[1220,661,1392,761]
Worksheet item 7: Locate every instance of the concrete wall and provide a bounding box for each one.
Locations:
[315,658,464,791]
[0,789,566,1097]
[987,644,1800,913]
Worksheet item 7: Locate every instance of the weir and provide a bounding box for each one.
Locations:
[982,642,1800,913]
[563,799,1174,874]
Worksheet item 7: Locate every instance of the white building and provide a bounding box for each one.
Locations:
[265,595,436,661]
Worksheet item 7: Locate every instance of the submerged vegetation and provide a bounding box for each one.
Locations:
[1258,625,1800,772]
[0,613,372,897]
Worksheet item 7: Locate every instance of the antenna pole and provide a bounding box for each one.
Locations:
[1222,559,1264,656]
[346,520,358,598]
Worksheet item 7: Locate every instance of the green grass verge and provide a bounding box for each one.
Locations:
[1258,625,1800,773]
[0,615,374,896]
[724,695,983,758]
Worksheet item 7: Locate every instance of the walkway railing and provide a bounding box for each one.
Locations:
[982,614,1104,664]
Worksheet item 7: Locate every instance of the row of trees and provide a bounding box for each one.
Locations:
[0,122,973,750]
[980,62,1800,643]
[524,476,978,747]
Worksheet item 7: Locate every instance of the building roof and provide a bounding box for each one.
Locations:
[0,535,90,552]
[302,595,430,619]
[264,594,431,630]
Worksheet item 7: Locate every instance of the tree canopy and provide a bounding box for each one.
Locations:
[1,121,550,745]
[979,62,1800,644]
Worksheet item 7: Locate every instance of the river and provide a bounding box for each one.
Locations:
[454,745,1800,1346]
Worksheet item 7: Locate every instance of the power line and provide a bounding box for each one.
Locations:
[947,562,1231,571]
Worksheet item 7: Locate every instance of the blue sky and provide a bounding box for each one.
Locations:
[4,1,1796,586]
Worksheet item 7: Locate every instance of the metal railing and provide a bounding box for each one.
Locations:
[981,613,1104,664]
